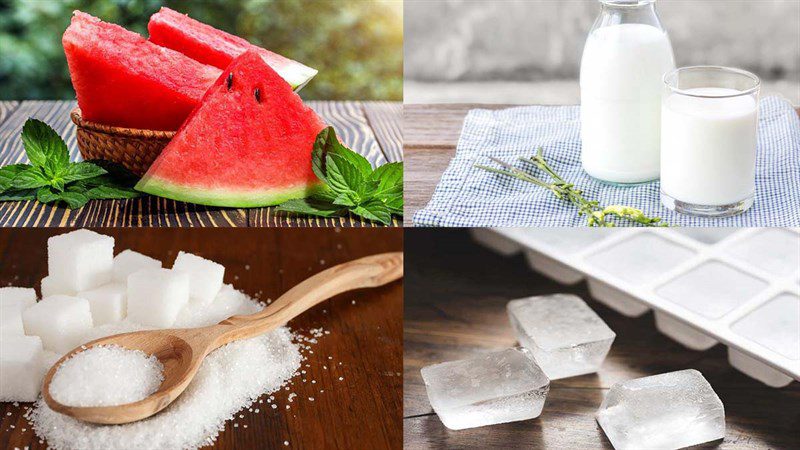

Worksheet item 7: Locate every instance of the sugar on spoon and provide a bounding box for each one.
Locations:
[41,252,403,424]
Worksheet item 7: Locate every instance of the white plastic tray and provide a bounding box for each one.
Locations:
[470,228,800,387]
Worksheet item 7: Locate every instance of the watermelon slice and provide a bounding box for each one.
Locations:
[63,11,222,131]
[148,7,317,91]
[135,50,326,207]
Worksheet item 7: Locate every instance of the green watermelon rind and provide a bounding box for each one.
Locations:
[135,176,324,208]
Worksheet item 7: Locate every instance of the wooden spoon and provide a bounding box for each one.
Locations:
[41,252,403,425]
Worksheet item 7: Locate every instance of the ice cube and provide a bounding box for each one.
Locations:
[127,269,189,328]
[730,293,799,360]
[113,249,162,282]
[585,233,695,285]
[22,296,93,353]
[41,275,75,298]
[726,228,800,277]
[597,369,725,450]
[172,251,224,305]
[656,261,767,319]
[420,348,550,430]
[48,229,114,292]
[507,294,615,379]
[0,335,45,401]
[0,287,36,309]
[77,282,127,326]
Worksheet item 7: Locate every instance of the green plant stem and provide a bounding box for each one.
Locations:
[475,148,668,227]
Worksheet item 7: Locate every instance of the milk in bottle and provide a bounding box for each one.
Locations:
[580,0,675,184]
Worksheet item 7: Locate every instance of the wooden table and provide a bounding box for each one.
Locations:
[404,229,800,449]
[404,104,800,225]
[0,101,402,227]
[0,227,403,449]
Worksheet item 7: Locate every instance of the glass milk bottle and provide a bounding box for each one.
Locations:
[580,0,675,184]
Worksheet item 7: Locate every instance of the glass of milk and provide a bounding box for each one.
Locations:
[580,0,675,185]
[661,66,761,217]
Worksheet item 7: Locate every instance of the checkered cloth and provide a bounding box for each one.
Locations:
[413,96,800,227]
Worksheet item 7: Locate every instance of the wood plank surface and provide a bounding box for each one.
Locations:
[403,229,800,449]
[0,227,403,450]
[0,101,402,227]
[404,104,800,224]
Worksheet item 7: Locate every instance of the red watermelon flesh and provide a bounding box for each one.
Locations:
[148,7,317,91]
[63,11,221,131]
[135,50,326,207]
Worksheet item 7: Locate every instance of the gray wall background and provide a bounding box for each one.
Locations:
[404,0,800,104]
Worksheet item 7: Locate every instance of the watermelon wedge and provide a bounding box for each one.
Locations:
[148,7,317,91]
[135,50,326,207]
[63,11,222,131]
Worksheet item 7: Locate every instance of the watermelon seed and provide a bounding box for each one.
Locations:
[254,88,261,103]
[226,73,233,90]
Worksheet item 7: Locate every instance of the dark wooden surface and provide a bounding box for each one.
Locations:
[0,101,402,227]
[404,104,800,224]
[0,227,403,450]
[403,229,800,450]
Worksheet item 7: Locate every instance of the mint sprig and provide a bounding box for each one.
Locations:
[277,127,403,225]
[0,118,140,209]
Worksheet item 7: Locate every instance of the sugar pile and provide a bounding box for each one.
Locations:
[50,345,164,407]
[29,295,303,450]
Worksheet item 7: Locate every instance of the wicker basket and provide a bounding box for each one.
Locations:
[70,108,175,176]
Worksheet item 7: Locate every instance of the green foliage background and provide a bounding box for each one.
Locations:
[0,0,403,100]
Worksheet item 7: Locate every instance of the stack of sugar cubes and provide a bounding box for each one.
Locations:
[0,229,232,403]
[421,294,726,449]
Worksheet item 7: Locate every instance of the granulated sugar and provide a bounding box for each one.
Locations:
[50,345,163,407]
[29,293,304,450]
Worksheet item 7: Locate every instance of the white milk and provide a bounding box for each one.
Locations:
[661,87,757,206]
[580,23,675,183]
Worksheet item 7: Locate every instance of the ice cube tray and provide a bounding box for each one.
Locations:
[470,228,800,387]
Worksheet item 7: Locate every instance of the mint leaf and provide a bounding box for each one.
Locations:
[61,162,107,184]
[37,186,89,209]
[352,199,392,225]
[0,189,36,201]
[312,127,373,180]
[0,164,30,192]
[12,166,50,189]
[56,191,90,209]
[332,191,359,207]
[277,197,346,217]
[84,185,140,200]
[21,119,69,175]
[325,153,364,198]
[370,162,403,199]
[36,186,60,204]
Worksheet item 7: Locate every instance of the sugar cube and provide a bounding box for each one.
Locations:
[127,269,190,328]
[113,249,162,282]
[1,304,26,335]
[421,348,550,430]
[597,369,725,450]
[41,275,76,297]
[48,229,114,292]
[172,251,224,305]
[0,335,44,401]
[507,294,615,379]
[77,282,127,326]
[0,287,36,335]
[0,287,36,309]
[22,295,93,353]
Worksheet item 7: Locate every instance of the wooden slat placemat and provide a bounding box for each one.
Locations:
[0,100,402,227]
